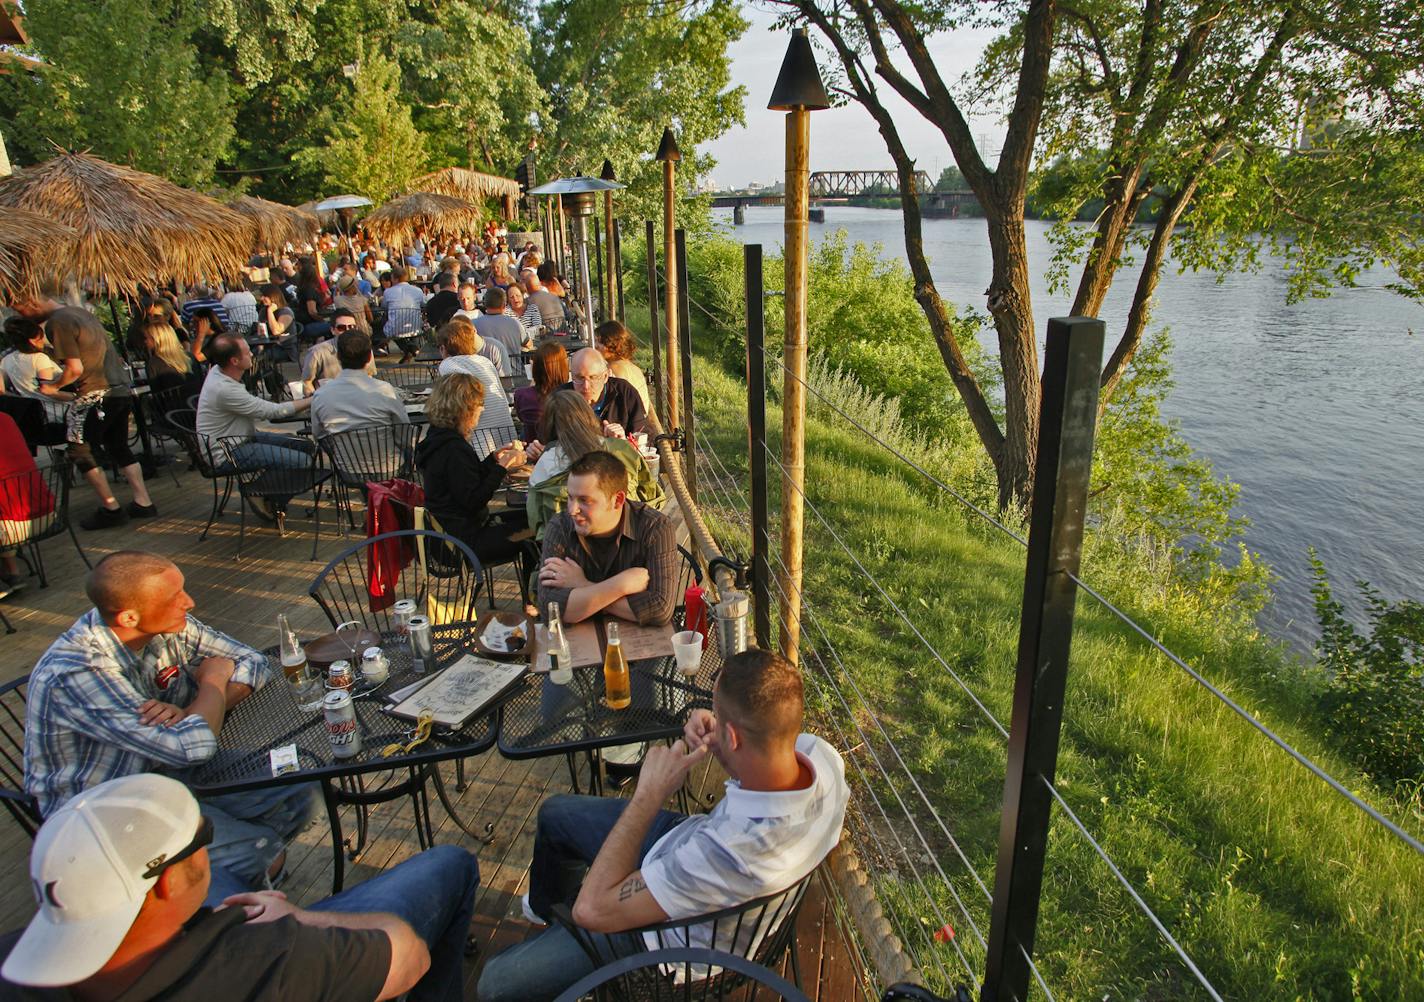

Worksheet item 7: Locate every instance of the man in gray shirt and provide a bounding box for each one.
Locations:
[522,270,565,331]
[474,287,526,377]
[309,331,409,440]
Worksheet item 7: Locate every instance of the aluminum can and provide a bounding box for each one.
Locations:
[360,646,390,684]
[323,690,362,759]
[408,615,433,673]
[256,321,268,338]
[393,599,417,638]
[327,659,354,691]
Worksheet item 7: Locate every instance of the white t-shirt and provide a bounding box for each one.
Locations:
[1,350,66,422]
[640,734,848,957]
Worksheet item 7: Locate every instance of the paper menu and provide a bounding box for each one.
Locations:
[612,621,676,662]
[530,618,602,669]
[386,654,525,729]
[528,617,676,668]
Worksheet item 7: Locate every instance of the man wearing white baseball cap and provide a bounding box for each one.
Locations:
[0,774,481,1001]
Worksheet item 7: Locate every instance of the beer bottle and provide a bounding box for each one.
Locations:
[603,622,632,709]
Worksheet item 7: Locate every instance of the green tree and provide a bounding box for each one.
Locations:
[299,50,427,203]
[776,0,1424,509]
[529,0,748,229]
[0,0,234,186]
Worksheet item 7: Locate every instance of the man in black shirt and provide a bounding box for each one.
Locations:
[1,773,480,1002]
[562,348,647,438]
[424,272,462,329]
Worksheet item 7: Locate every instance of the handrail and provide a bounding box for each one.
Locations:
[645,407,737,604]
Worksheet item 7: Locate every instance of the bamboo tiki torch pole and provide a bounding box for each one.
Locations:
[769,28,829,666]
[779,108,810,665]
[601,160,618,324]
[656,128,682,426]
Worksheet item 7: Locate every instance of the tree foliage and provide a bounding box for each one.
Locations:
[775,0,1424,509]
[0,0,235,187]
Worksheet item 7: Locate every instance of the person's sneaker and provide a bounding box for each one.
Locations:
[80,505,128,530]
[245,496,277,523]
[127,501,158,519]
[520,893,547,927]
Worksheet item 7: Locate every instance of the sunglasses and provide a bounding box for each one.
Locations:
[143,815,214,879]
[332,323,358,332]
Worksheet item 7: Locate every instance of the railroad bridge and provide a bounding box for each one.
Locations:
[711,169,978,221]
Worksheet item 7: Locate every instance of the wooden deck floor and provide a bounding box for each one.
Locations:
[0,440,872,999]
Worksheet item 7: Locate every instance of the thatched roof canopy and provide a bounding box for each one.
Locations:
[0,151,255,293]
[231,195,319,253]
[0,208,75,301]
[408,167,520,203]
[363,191,485,245]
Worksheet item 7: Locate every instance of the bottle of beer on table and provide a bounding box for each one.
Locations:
[277,613,308,683]
[603,622,631,710]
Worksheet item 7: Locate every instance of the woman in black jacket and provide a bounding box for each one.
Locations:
[414,372,530,573]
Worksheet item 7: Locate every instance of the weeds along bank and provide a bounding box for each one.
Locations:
[620,230,1423,997]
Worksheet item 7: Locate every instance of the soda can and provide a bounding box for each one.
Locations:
[393,599,417,638]
[256,321,268,338]
[323,690,362,759]
[327,659,354,691]
[408,615,433,673]
[360,646,389,684]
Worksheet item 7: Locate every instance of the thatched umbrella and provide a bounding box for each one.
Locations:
[409,167,520,204]
[0,207,76,301]
[362,191,484,246]
[0,150,255,292]
[230,195,320,254]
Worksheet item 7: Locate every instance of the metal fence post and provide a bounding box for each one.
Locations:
[744,244,771,649]
[644,220,663,422]
[675,228,696,505]
[982,316,1105,1002]
[613,219,626,325]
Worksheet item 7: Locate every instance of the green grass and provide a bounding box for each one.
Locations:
[629,308,1424,1000]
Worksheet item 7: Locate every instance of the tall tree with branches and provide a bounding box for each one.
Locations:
[772,0,1424,508]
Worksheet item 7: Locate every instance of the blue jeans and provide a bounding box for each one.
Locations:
[477,795,685,1002]
[200,781,321,892]
[229,431,314,470]
[309,845,479,1002]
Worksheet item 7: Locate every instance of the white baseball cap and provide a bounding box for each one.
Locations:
[2,774,206,987]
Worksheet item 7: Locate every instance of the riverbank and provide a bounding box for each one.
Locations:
[712,206,1424,654]
[628,300,1424,997]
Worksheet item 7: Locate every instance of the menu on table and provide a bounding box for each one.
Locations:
[528,617,676,668]
[386,654,525,729]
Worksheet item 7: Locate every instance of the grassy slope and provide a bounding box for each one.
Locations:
[639,314,1423,999]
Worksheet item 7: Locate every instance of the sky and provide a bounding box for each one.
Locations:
[703,8,1005,190]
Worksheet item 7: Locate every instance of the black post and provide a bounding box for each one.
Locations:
[613,219,626,325]
[982,316,1105,1002]
[592,222,605,325]
[745,244,771,649]
[675,228,696,504]
[644,220,663,422]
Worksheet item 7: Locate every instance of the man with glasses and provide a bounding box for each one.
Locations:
[563,348,647,439]
[301,309,372,396]
[0,773,482,1002]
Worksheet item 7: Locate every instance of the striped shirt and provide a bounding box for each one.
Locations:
[23,609,271,817]
[640,734,848,955]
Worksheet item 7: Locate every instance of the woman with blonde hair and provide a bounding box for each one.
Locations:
[526,389,663,539]
[595,320,651,412]
[414,373,531,574]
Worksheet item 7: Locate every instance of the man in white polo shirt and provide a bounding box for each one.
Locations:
[477,648,849,1002]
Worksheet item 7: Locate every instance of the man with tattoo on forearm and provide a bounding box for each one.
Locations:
[476,649,849,1002]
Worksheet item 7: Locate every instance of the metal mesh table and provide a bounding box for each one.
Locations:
[188,625,501,891]
[497,622,720,762]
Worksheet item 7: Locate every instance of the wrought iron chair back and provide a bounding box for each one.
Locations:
[317,423,424,492]
[216,434,332,558]
[0,457,89,586]
[377,363,439,392]
[550,868,816,1001]
[0,675,41,839]
[307,528,483,639]
[551,947,812,1002]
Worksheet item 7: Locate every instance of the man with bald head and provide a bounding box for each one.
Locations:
[563,348,647,439]
[23,551,318,898]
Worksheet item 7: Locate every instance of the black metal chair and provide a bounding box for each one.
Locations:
[217,434,333,559]
[470,422,522,456]
[306,530,491,852]
[550,868,817,1001]
[307,528,483,638]
[881,985,969,1002]
[317,423,425,530]
[165,409,239,541]
[376,363,439,392]
[552,948,812,1002]
[0,458,89,588]
[381,306,426,361]
[0,675,42,840]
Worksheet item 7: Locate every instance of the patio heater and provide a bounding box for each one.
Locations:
[528,176,624,339]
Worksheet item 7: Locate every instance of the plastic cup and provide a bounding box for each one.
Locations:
[672,631,703,676]
[287,380,306,399]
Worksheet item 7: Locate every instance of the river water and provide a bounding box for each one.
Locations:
[713,205,1424,652]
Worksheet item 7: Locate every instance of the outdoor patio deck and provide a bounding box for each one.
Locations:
[0,445,871,999]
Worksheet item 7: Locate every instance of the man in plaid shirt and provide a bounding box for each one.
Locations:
[23,551,317,899]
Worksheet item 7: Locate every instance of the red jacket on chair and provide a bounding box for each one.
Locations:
[364,478,424,611]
